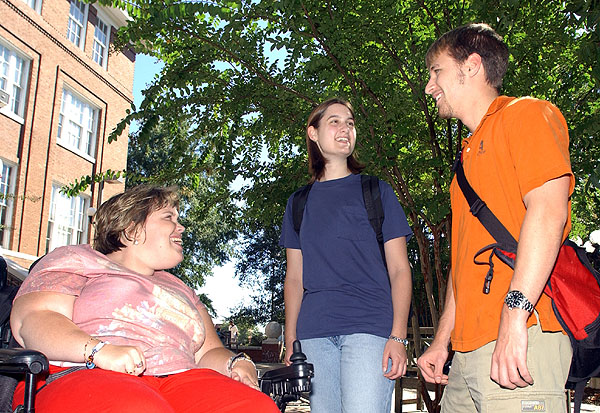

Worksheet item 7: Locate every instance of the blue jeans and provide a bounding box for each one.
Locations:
[301,333,394,413]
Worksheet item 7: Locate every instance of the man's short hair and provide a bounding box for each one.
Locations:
[426,23,509,93]
[93,184,179,255]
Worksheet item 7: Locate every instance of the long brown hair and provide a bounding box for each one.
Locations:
[306,98,364,183]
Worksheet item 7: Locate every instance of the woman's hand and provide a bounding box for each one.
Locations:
[230,359,260,390]
[382,339,408,380]
[92,343,147,376]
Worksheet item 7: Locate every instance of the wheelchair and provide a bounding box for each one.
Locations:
[0,256,313,413]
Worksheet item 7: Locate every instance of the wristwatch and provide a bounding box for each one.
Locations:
[504,290,534,313]
[388,335,409,346]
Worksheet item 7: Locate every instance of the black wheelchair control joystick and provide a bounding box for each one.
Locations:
[259,340,314,412]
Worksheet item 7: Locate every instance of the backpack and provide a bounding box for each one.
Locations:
[292,175,386,265]
[454,154,600,413]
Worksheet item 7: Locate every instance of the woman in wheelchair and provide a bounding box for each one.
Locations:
[10,185,279,412]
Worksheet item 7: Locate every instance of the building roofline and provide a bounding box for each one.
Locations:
[98,5,132,29]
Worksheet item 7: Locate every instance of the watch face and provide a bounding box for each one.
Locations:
[506,291,524,308]
[505,290,533,312]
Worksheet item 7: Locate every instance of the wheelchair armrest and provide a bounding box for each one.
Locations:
[0,348,49,376]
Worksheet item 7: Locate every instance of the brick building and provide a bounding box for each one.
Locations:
[0,0,134,283]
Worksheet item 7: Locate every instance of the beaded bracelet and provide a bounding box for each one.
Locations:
[388,335,409,346]
[83,337,96,362]
[85,340,106,369]
[227,352,255,375]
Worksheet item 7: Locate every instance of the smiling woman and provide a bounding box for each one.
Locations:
[9,185,279,412]
[280,98,413,413]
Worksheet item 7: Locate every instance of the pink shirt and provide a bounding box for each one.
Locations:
[16,245,206,375]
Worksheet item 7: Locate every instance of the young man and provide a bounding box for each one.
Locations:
[417,23,574,412]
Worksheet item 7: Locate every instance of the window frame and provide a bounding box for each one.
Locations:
[92,14,110,68]
[0,39,30,121]
[0,159,17,249]
[46,183,89,253]
[22,0,42,13]
[56,87,99,162]
[66,0,88,49]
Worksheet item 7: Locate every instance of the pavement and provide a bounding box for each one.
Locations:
[279,388,600,413]
[258,363,600,413]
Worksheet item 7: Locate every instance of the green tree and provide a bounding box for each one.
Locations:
[97,0,599,332]
[126,121,238,313]
[232,223,286,324]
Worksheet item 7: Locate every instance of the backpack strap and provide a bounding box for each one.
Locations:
[361,175,386,266]
[572,380,586,413]
[453,151,519,293]
[453,153,518,252]
[292,183,313,235]
[291,176,387,266]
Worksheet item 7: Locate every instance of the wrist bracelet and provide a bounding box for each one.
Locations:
[83,337,96,362]
[227,352,255,375]
[388,335,409,346]
[85,340,106,369]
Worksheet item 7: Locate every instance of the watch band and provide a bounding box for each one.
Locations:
[388,335,409,346]
[504,290,534,313]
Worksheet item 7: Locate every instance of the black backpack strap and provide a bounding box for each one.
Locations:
[572,380,585,413]
[454,155,518,252]
[292,177,387,266]
[292,184,313,235]
[453,152,519,293]
[361,175,386,266]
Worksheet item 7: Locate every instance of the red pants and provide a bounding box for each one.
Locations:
[13,366,279,412]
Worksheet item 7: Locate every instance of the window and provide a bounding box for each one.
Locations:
[57,88,98,159]
[22,0,42,13]
[0,42,29,118]
[92,18,109,67]
[0,160,16,249]
[66,0,87,48]
[46,184,88,253]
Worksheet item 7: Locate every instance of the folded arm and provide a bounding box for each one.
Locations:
[11,291,146,375]
[194,305,258,389]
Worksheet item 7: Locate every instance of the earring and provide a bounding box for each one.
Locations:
[134,240,139,245]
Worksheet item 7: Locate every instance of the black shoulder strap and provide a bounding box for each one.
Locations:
[361,175,386,266]
[453,152,518,253]
[291,176,387,265]
[292,183,313,235]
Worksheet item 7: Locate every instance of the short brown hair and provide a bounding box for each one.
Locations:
[93,184,179,254]
[306,98,364,183]
[426,23,509,93]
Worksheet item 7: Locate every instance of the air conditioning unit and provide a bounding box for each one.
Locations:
[0,90,9,108]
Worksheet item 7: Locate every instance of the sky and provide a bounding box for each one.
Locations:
[132,54,253,323]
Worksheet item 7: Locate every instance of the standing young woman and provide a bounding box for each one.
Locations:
[279,98,413,412]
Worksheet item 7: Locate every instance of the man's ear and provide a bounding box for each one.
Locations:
[307,126,318,142]
[465,53,482,77]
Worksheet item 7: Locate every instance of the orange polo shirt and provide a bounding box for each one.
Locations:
[450,96,574,352]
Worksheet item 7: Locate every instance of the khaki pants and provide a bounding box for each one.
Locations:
[441,323,572,413]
